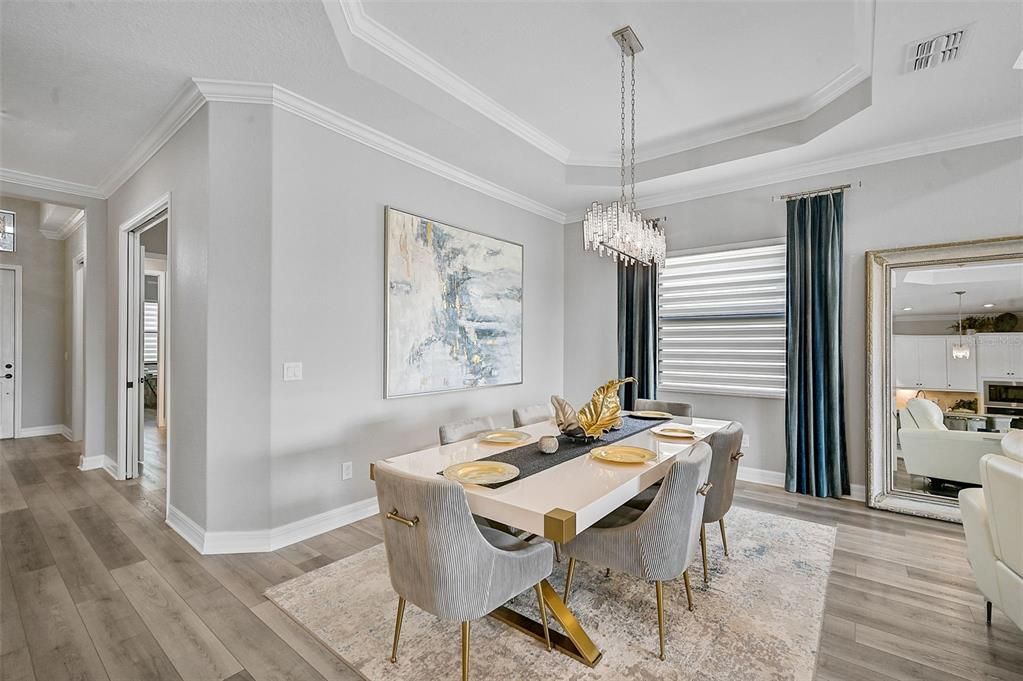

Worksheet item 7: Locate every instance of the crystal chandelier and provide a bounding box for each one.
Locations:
[582,26,666,268]
[951,290,971,359]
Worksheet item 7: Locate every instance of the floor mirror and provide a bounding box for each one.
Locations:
[866,236,1023,521]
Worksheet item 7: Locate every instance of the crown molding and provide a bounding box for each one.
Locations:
[335,0,571,164]
[194,79,567,223]
[96,79,207,197]
[0,168,104,199]
[564,119,1023,222]
[40,209,85,240]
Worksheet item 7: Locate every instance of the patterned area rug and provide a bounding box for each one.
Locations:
[266,506,835,681]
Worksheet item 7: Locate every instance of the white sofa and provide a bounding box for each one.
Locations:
[960,431,1023,630]
[898,399,1005,485]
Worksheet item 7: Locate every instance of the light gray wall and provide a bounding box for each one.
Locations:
[0,197,65,429]
[269,106,565,526]
[140,220,167,255]
[564,138,1023,486]
[204,103,273,533]
[107,106,210,526]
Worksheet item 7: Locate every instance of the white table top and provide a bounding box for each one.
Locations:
[375,415,731,543]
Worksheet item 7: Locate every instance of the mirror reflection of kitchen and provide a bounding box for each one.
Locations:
[892,259,1023,500]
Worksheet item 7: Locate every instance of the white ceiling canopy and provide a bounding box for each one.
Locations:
[893,261,1023,316]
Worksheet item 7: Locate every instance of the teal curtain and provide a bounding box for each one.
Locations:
[618,261,658,410]
[785,193,849,498]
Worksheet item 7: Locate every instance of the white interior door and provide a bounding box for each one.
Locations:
[126,235,144,478]
[0,268,15,439]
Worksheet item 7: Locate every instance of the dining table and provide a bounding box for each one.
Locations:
[371,413,733,667]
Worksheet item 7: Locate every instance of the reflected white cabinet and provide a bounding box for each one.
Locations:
[975,333,1023,378]
[894,335,948,389]
[893,334,977,391]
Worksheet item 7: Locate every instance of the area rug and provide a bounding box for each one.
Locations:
[266,506,835,681]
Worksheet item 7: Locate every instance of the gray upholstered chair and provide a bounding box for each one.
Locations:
[374,461,554,681]
[560,443,712,660]
[627,422,744,583]
[439,415,496,445]
[635,398,693,417]
[512,403,552,428]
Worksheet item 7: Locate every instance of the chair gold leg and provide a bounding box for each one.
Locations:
[461,621,470,681]
[534,583,552,652]
[655,581,666,661]
[605,567,611,578]
[700,524,709,583]
[683,570,695,612]
[564,557,577,605]
[554,542,561,563]
[390,596,406,663]
[720,518,729,557]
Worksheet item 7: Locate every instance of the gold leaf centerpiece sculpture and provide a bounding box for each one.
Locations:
[551,377,636,441]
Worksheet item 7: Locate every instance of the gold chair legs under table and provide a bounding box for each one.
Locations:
[563,557,577,604]
[655,581,666,661]
[489,579,602,668]
[682,570,694,611]
[534,583,552,652]
[720,518,729,556]
[461,621,470,681]
[390,596,406,663]
[700,524,709,583]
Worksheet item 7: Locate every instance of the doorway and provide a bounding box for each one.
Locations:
[117,197,170,493]
[70,254,85,441]
[0,265,20,439]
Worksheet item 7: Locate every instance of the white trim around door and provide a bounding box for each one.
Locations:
[0,264,22,439]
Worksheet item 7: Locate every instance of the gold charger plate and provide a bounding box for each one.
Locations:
[443,461,520,485]
[652,424,696,439]
[631,410,674,420]
[477,430,531,445]
[590,445,656,464]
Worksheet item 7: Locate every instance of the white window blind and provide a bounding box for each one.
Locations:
[143,301,159,365]
[658,242,786,399]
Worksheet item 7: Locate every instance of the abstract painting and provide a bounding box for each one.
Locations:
[385,207,522,398]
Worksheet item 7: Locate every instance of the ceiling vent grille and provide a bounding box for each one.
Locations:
[908,27,969,72]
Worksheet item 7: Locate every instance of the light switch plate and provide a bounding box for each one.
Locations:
[283,361,303,382]
[342,462,353,481]
[741,435,750,449]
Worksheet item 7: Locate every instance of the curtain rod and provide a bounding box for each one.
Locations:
[771,181,861,202]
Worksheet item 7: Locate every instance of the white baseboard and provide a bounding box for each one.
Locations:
[738,465,866,502]
[17,424,66,438]
[62,425,73,441]
[79,455,106,471]
[166,496,380,555]
[102,456,121,480]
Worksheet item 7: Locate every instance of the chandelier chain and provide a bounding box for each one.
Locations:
[619,38,626,205]
[630,50,636,209]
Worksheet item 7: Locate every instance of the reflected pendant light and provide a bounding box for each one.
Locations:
[581,26,666,268]
[951,290,970,360]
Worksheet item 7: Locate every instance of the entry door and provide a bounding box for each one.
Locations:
[126,236,145,478]
[0,268,15,439]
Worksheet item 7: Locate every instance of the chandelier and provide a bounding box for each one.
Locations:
[951,291,971,359]
[582,26,666,268]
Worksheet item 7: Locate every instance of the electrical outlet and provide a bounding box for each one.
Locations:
[283,361,303,382]
[742,435,750,449]
[341,461,353,481]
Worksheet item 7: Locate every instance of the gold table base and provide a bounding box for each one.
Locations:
[489,579,602,667]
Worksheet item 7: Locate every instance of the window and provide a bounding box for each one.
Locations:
[657,241,786,399]
[143,301,159,364]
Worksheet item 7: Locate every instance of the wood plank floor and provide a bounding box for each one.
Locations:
[2,434,1021,681]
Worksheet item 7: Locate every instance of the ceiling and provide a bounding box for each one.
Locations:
[892,261,1023,316]
[1,1,1021,218]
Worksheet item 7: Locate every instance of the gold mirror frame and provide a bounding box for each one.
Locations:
[865,236,1023,522]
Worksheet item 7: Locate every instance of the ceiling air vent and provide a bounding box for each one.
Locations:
[907,26,969,72]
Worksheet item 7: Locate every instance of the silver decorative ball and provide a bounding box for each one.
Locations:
[538,436,560,454]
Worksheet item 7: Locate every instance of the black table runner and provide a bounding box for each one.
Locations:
[444,415,670,488]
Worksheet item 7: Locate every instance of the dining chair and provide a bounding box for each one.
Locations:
[560,443,712,660]
[512,403,552,428]
[635,398,693,417]
[374,461,554,681]
[625,422,744,583]
[439,415,496,445]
